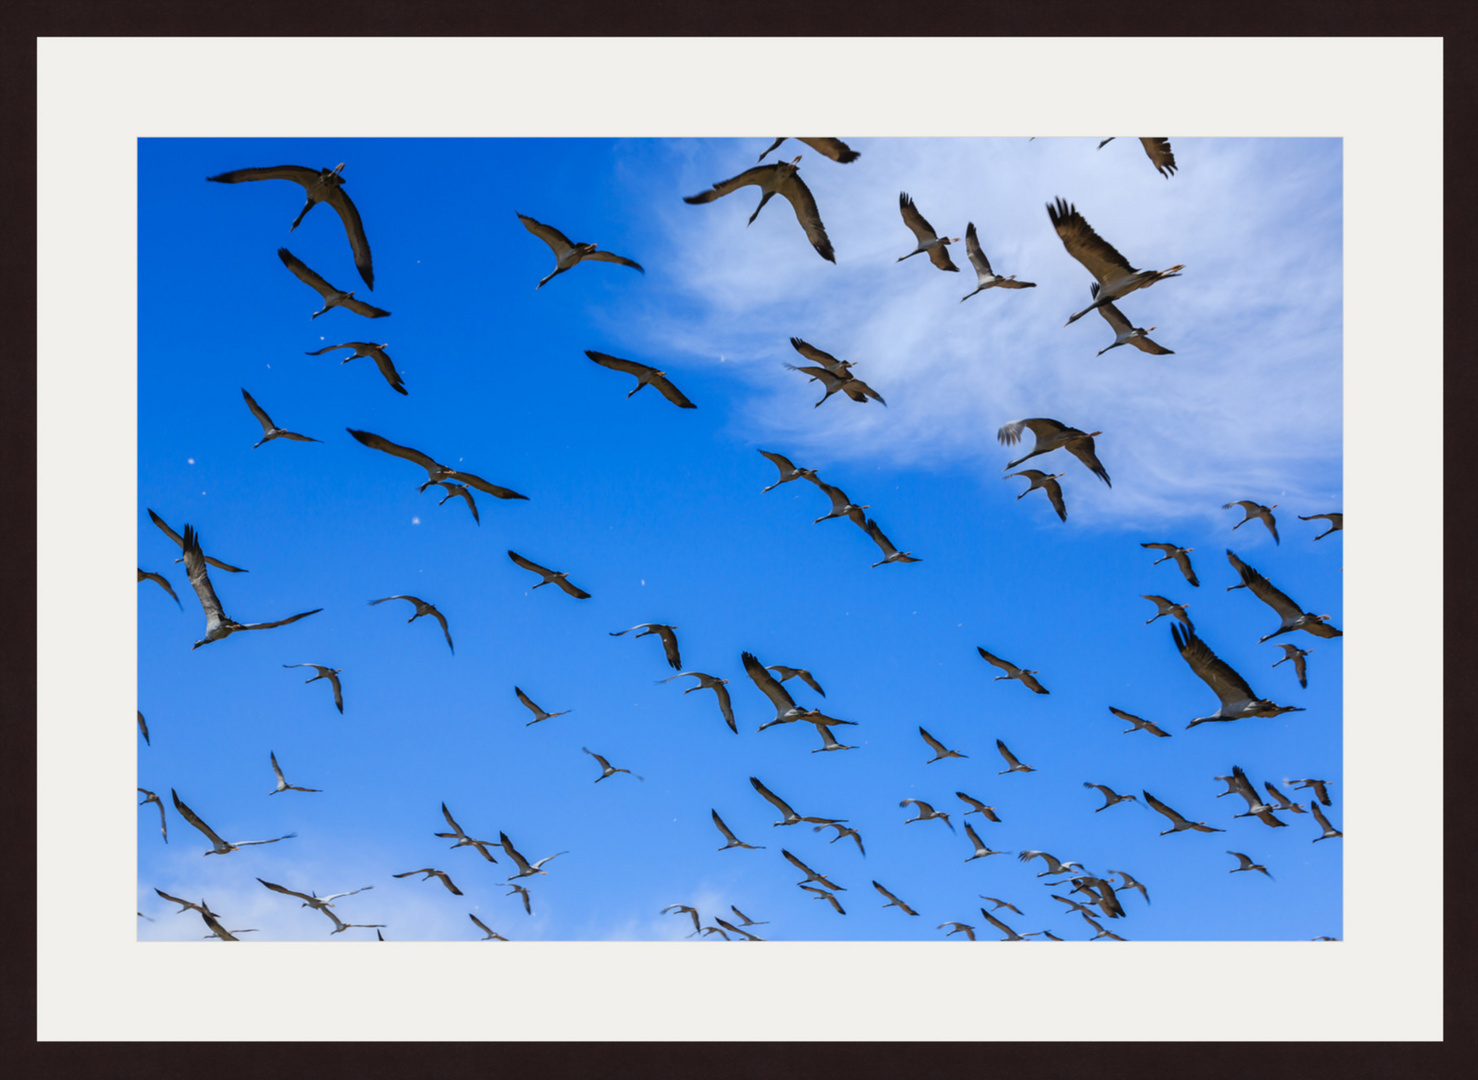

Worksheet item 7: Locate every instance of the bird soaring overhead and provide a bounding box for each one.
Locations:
[1271,643,1311,688]
[783,849,844,891]
[955,792,1001,822]
[757,449,817,492]
[1227,851,1274,878]
[1006,470,1067,522]
[239,389,319,448]
[767,665,826,697]
[1310,801,1343,842]
[977,648,1049,694]
[896,192,960,271]
[1098,137,1178,178]
[283,664,343,713]
[518,213,644,289]
[277,248,390,319]
[138,568,182,608]
[305,342,407,395]
[963,821,1008,861]
[181,525,320,649]
[138,788,167,842]
[995,739,1036,774]
[515,686,571,726]
[1142,594,1194,630]
[862,518,919,567]
[613,623,681,668]
[757,137,859,164]
[1141,543,1199,586]
[1045,197,1184,326]
[1223,501,1281,544]
[711,809,765,850]
[683,157,835,262]
[1299,512,1343,540]
[1225,550,1343,642]
[659,672,736,733]
[813,821,865,855]
[998,418,1111,486]
[171,789,297,855]
[346,429,529,501]
[393,868,463,895]
[268,751,321,795]
[510,552,591,599]
[873,880,920,916]
[919,726,967,763]
[1171,624,1304,727]
[1108,706,1172,738]
[368,595,454,654]
[583,747,642,782]
[148,509,247,573]
[434,803,500,862]
[1091,286,1175,356]
[207,162,375,287]
[961,221,1035,300]
[1290,778,1333,806]
[584,350,696,409]
[899,798,955,832]
[785,362,887,407]
[427,481,480,525]
[500,832,568,879]
[749,775,845,828]
[1142,790,1225,835]
[468,914,508,941]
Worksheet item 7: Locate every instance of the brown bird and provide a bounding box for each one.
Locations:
[896,192,960,270]
[766,665,825,697]
[810,724,859,753]
[1108,706,1171,738]
[1227,850,1274,879]
[277,247,389,319]
[659,672,736,733]
[426,481,479,525]
[862,518,919,567]
[1310,801,1343,842]
[1225,550,1342,642]
[996,739,1036,775]
[1045,197,1184,326]
[171,789,296,855]
[757,137,859,164]
[900,798,955,832]
[998,418,1111,487]
[1143,790,1225,835]
[961,221,1035,300]
[369,595,454,654]
[518,213,643,289]
[583,747,642,782]
[347,428,529,501]
[873,880,920,916]
[509,552,591,599]
[240,388,320,448]
[749,775,846,828]
[1006,470,1067,522]
[784,361,886,407]
[1092,288,1175,356]
[758,449,818,491]
[1172,624,1305,727]
[434,803,500,863]
[613,623,681,668]
[1098,137,1178,178]
[283,664,343,714]
[980,896,1022,916]
[978,647,1049,694]
[939,922,977,941]
[783,849,844,891]
[1083,782,1139,812]
[207,162,374,287]
[1141,543,1199,587]
[955,792,1001,822]
[515,686,571,726]
[138,787,167,842]
[393,868,463,895]
[1299,512,1343,540]
[304,342,406,395]
[148,509,248,573]
[963,821,1009,862]
[181,525,319,648]
[1290,778,1333,806]
[684,157,835,262]
[1272,643,1311,688]
[712,809,765,851]
[138,568,181,608]
[1224,500,1281,544]
[500,832,568,879]
[661,903,702,936]
[1261,780,1309,816]
[1142,594,1193,630]
[584,350,696,409]
[800,884,847,914]
[469,914,508,941]
[919,726,967,763]
[813,821,865,855]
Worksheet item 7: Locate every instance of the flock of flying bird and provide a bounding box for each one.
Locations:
[138,137,1341,942]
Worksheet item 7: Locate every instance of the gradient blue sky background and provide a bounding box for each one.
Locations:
[135,132,1344,944]
[37,35,1442,1046]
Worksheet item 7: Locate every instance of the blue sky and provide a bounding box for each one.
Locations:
[135,134,1345,944]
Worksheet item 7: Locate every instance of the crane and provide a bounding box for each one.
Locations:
[683,157,835,262]
[283,664,343,714]
[896,192,959,270]
[181,525,319,648]
[1171,624,1304,727]
[1045,197,1183,326]
[584,350,696,409]
[171,789,296,855]
[960,221,1035,300]
[277,247,389,319]
[998,418,1111,486]
[510,552,591,599]
[368,595,454,654]
[304,342,406,395]
[517,213,643,289]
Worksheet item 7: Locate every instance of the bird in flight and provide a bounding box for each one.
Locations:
[1171,624,1304,727]
[900,798,955,832]
[584,350,696,409]
[1260,780,1309,816]
[1310,801,1343,842]
[963,821,1009,862]
[977,647,1049,694]
[518,213,644,289]
[979,908,1029,942]
[785,360,886,407]
[1006,470,1067,522]
[171,789,297,855]
[505,884,533,915]
[207,162,375,287]
[1045,197,1184,326]
[510,552,591,599]
[896,192,959,271]
[612,623,681,667]
[955,792,1001,822]
[434,803,500,862]
[980,896,1022,915]
[369,595,454,654]
[346,429,529,501]
[305,342,407,395]
[810,724,858,753]
[240,388,319,449]
[939,922,976,941]
[1098,137,1178,178]
[138,787,167,842]
[919,726,967,764]
[998,418,1111,487]
[1090,288,1174,357]
[283,663,343,714]
[137,711,149,745]
[996,739,1036,775]
[1142,594,1194,630]
[749,775,845,828]
[468,914,508,941]
[515,686,571,726]
[862,518,919,567]
[766,665,825,697]
[711,809,765,851]
[138,568,182,608]
[873,880,920,916]
[500,832,568,880]
[684,157,835,262]
[960,221,1035,300]
[808,478,870,527]
[757,137,859,164]
[393,868,463,895]
[661,904,702,936]
[1143,790,1225,835]
[277,248,389,319]
[757,449,818,492]
[268,751,321,795]
[1141,543,1199,587]
[1271,643,1311,688]
[1290,778,1333,806]
[1108,706,1171,738]
[743,652,821,731]
[813,821,865,855]
[659,672,736,733]
[1227,851,1274,879]
[426,481,480,525]
[1224,501,1281,545]
[583,747,642,782]
[181,525,320,648]
[801,885,847,915]
[1225,550,1342,642]
[1299,512,1343,540]
[148,509,247,573]
[1083,783,1139,812]
[783,849,845,891]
